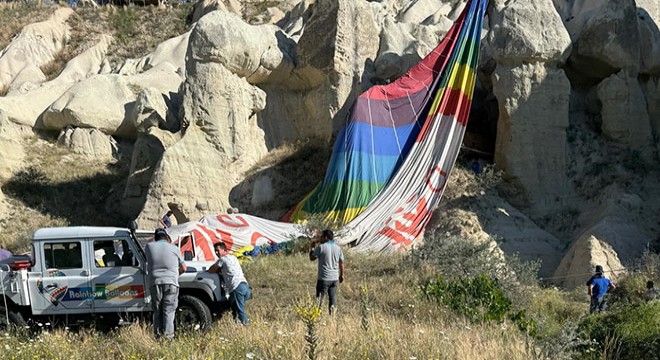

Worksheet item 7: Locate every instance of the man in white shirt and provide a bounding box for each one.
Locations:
[208,242,251,325]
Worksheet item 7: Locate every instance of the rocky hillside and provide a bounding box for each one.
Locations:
[0,0,658,288]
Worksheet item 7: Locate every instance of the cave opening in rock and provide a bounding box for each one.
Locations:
[462,63,499,164]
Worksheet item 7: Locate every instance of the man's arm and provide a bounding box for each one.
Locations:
[309,240,319,261]
[178,260,187,274]
[339,262,344,283]
[206,259,221,273]
[587,285,592,296]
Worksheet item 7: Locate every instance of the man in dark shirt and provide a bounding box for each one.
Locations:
[159,210,174,228]
[586,265,615,313]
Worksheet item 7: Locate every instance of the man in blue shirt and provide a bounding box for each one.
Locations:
[159,210,174,228]
[586,265,615,313]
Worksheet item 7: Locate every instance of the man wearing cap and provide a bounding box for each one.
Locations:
[309,229,344,315]
[145,228,186,339]
[586,265,615,314]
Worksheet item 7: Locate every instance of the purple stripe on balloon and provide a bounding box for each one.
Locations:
[348,88,427,128]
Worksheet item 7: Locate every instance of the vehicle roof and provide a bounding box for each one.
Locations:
[32,227,151,240]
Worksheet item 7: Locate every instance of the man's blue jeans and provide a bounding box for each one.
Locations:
[229,282,251,325]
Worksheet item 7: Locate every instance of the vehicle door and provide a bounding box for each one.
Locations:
[89,237,148,311]
[28,240,93,315]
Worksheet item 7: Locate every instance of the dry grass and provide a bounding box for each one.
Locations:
[0,252,541,359]
[0,2,56,51]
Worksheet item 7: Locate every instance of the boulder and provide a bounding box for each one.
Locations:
[397,0,452,24]
[57,127,118,160]
[117,31,190,76]
[0,8,73,89]
[188,11,295,85]
[7,65,46,93]
[493,62,571,217]
[373,17,447,83]
[488,0,572,65]
[40,62,182,139]
[563,0,640,79]
[552,234,624,289]
[41,74,135,135]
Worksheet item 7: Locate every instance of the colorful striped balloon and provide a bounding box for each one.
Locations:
[288,0,489,233]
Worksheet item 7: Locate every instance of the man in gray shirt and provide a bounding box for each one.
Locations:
[145,228,186,339]
[309,229,344,315]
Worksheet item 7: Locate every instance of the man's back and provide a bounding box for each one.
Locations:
[218,254,247,293]
[313,242,344,281]
[145,240,182,287]
[587,275,612,298]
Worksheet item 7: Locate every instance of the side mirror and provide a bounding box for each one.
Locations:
[183,251,193,261]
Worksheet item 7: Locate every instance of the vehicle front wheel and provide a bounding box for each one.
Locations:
[175,295,212,330]
[0,305,27,331]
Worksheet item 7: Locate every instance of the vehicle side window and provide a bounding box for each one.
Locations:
[44,242,82,269]
[94,240,137,267]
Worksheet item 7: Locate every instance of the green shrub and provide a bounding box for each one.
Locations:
[578,302,660,360]
[422,274,536,334]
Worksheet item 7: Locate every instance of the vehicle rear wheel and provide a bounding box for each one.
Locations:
[0,304,27,331]
[175,295,212,330]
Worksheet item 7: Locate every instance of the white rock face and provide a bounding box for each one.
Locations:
[596,71,654,159]
[493,62,571,216]
[482,196,564,277]
[556,0,640,78]
[0,35,112,128]
[127,87,176,134]
[57,127,118,160]
[489,0,572,65]
[136,56,268,225]
[0,8,73,89]
[0,113,30,180]
[641,77,660,157]
[188,11,295,85]
[122,128,180,218]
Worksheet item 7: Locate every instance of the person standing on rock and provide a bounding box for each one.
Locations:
[309,229,344,315]
[145,228,186,339]
[159,210,174,228]
[586,265,615,313]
